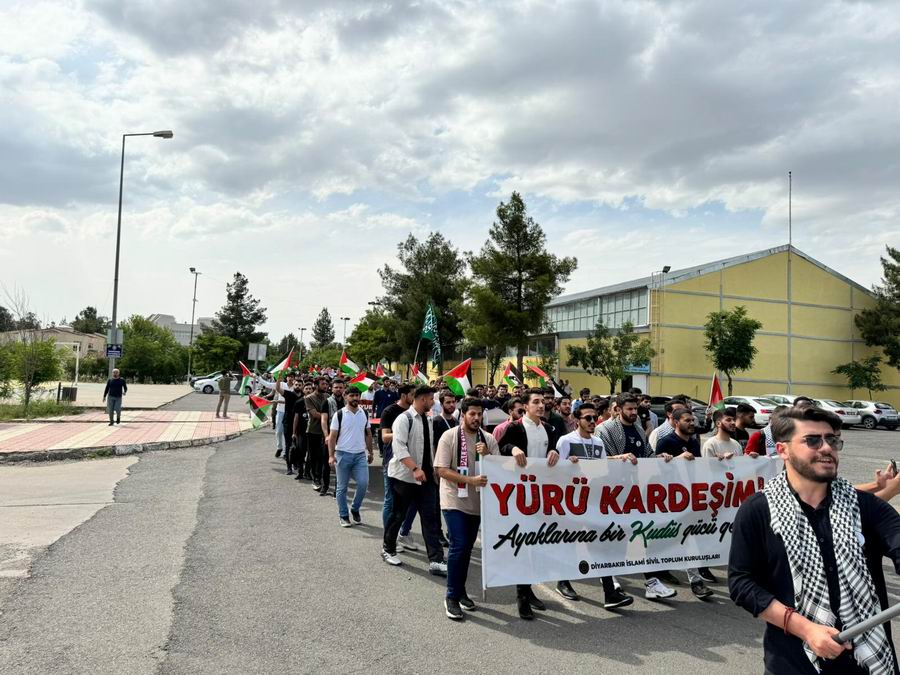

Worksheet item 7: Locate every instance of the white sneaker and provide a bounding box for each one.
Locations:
[397,534,419,551]
[645,577,677,600]
[428,561,448,577]
[382,550,402,566]
[612,576,621,592]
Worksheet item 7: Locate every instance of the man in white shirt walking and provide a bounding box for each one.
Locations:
[328,387,374,527]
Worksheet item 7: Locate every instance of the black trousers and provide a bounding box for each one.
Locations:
[383,477,444,563]
[306,433,328,490]
[284,421,302,471]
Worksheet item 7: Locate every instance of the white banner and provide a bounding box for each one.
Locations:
[479,455,783,588]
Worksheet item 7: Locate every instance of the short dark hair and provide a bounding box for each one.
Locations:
[459,397,484,414]
[502,396,523,414]
[414,386,437,399]
[345,387,360,396]
[640,394,651,402]
[332,378,345,385]
[524,388,544,404]
[466,387,480,396]
[439,391,457,404]
[770,406,841,443]
[793,396,815,406]
[596,398,610,415]
[580,387,591,396]
[672,408,694,423]
[736,403,756,415]
[713,407,736,424]
[617,394,638,408]
[628,387,643,395]
[560,395,572,404]
[397,383,415,396]
[576,403,596,418]
[315,376,328,385]
[665,399,688,415]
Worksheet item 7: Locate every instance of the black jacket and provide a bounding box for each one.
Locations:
[498,419,557,457]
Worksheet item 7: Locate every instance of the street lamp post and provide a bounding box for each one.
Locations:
[299,328,306,359]
[187,267,201,381]
[340,317,350,345]
[108,129,174,379]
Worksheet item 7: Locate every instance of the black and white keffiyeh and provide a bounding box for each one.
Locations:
[765,472,895,674]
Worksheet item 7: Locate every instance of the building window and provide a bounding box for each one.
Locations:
[547,289,648,332]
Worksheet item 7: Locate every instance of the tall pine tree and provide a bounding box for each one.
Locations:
[311,307,335,348]
[210,272,267,358]
[468,192,576,373]
[856,245,900,368]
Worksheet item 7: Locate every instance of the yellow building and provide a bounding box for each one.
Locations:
[535,245,900,406]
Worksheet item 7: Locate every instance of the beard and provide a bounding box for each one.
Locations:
[788,453,838,483]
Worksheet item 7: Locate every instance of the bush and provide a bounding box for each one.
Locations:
[0,399,81,421]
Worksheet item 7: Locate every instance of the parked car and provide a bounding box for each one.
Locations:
[190,370,222,386]
[812,399,862,428]
[648,396,712,433]
[721,396,780,427]
[761,394,806,406]
[842,400,899,430]
[193,375,249,395]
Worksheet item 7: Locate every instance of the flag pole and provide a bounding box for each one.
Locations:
[834,602,900,643]
[412,338,423,378]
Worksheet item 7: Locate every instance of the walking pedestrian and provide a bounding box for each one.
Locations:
[102,368,127,426]
[215,371,233,418]
[305,376,330,495]
[328,388,374,527]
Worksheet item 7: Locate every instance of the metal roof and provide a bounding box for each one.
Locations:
[547,244,873,307]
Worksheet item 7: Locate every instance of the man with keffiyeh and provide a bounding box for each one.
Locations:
[729,405,900,674]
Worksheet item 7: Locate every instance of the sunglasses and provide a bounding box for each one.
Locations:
[580,415,597,423]
[791,434,844,451]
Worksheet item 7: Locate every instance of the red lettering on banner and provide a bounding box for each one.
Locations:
[491,483,515,516]
[732,479,757,506]
[668,483,690,512]
[622,485,645,513]
[599,485,624,514]
[516,481,541,515]
[691,482,709,511]
[646,483,668,513]
[542,484,565,516]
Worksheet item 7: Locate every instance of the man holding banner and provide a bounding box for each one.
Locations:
[729,405,900,674]
[434,396,500,620]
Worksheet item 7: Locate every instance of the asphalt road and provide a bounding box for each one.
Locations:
[1,424,899,674]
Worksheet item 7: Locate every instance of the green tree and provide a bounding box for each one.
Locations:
[311,308,335,348]
[0,306,14,332]
[276,333,297,356]
[347,309,396,367]
[298,343,342,372]
[378,232,468,372]
[71,306,108,334]
[833,356,887,399]
[703,305,763,395]
[7,340,63,408]
[468,192,577,374]
[0,342,13,398]
[117,315,188,383]
[210,272,267,357]
[192,331,243,373]
[566,320,655,395]
[856,246,900,368]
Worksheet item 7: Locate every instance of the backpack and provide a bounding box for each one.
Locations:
[334,407,369,439]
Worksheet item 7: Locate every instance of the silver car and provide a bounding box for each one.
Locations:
[812,399,861,428]
[842,400,899,430]
[722,396,780,427]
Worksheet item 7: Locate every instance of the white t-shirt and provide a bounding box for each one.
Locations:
[701,435,742,459]
[556,430,607,460]
[329,406,370,453]
[522,415,549,459]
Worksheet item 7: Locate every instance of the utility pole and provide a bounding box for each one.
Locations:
[340,317,350,345]
[187,267,200,381]
[299,327,306,359]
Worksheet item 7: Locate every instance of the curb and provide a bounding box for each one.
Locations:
[0,427,256,464]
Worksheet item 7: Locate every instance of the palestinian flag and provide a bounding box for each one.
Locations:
[375,363,386,378]
[412,364,428,384]
[340,351,360,377]
[445,358,472,397]
[709,372,725,413]
[528,365,563,398]
[248,394,273,429]
[309,364,320,375]
[238,361,253,398]
[349,371,375,392]
[268,349,294,380]
[502,362,522,388]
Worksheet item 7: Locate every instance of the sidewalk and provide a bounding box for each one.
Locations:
[44,382,194,409]
[0,410,257,463]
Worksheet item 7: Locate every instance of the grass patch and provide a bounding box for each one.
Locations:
[0,400,83,421]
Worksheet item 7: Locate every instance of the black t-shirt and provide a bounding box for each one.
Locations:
[637,407,650,425]
[432,415,458,451]
[732,427,750,450]
[293,398,308,436]
[656,433,701,457]
[622,424,646,455]
[282,388,300,423]
[380,403,407,464]
[420,417,433,479]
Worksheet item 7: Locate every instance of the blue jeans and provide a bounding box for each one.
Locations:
[382,468,393,529]
[443,509,481,600]
[335,451,369,519]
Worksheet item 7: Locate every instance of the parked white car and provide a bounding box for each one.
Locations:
[761,394,800,406]
[193,376,247,395]
[722,396,780,427]
[842,400,900,430]
[812,399,861,428]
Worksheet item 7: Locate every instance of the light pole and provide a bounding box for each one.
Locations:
[108,129,174,378]
[340,317,350,345]
[187,267,201,381]
[299,328,306,359]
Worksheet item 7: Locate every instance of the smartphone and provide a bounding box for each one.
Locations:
[891,459,897,475]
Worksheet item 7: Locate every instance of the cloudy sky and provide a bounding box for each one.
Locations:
[2,0,899,343]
